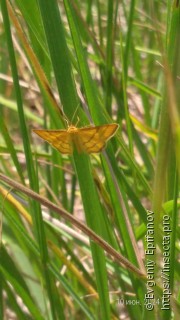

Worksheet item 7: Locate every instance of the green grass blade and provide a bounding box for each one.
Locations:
[0,115,25,183]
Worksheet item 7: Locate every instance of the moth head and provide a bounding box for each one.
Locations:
[67,126,79,133]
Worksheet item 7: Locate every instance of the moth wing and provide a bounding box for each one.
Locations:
[78,124,119,154]
[33,129,72,154]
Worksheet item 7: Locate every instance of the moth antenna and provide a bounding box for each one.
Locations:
[71,104,80,125]
[63,113,70,128]
[75,116,80,127]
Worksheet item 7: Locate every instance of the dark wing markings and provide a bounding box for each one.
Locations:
[33,130,72,154]
[79,124,118,153]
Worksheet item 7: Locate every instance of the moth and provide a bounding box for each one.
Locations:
[33,123,119,155]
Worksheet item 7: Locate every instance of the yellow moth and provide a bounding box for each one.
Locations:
[33,123,119,155]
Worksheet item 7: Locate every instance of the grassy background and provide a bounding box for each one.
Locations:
[0,0,179,319]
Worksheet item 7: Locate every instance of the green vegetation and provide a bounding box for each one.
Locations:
[0,1,179,319]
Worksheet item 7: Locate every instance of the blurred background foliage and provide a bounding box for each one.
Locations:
[0,0,179,319]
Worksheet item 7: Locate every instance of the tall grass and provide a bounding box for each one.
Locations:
[0,1,179,319]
